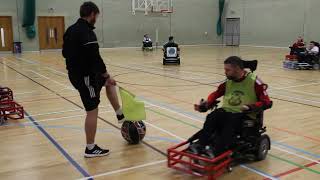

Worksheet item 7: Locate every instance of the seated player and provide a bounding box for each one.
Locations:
[163,36,179,50]
[297,41,319,64]
[163,36,180,58]
[289,36,305,55]
[163,36,180,56]
[142,34,153,48]
[188,56,272,157]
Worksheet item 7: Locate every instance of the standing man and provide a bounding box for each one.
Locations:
[62,1,125,158]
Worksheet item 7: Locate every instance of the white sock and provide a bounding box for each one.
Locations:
[86,144,95,150]
[116,108,123,115]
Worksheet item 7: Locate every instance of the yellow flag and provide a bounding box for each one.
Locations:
[119,87,146,121]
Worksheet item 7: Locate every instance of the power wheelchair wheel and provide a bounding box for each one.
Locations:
[255,134,270,161]
[0,111,5,125]
[0,117,4,125]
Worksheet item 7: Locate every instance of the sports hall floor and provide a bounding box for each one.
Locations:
[0,45,320,180]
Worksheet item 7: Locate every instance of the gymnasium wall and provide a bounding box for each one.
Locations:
[226,0,320,47]
[2,0,319,51]
[0,0,221,51]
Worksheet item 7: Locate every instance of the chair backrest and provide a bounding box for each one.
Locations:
[166,47,177,57]
[243,60,258,72]
[316,43,320,56]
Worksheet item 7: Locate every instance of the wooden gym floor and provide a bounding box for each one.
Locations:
[0,45,320,180]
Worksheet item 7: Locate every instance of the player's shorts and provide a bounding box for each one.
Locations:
[68,73,106,111]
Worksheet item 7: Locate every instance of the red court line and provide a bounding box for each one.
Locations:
[271,126,320,144]
[264,160,320,180]
[129,85,192,105]
[20,95,79,104]
[133,84,320,178]
[131,85,320,145]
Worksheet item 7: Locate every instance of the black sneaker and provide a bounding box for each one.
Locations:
[201,146,215,159]
[186,143,202,155]
[117,114,125,124]
[84,145,110,158]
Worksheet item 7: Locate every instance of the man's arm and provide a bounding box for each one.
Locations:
[207,82,226,106]
[246,77,272,111]
[80,29,107,75]
[194,82,226,112]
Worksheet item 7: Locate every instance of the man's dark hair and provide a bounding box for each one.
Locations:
[224,56,244,69]
[310,41,320,47]
[80,1,100,18]
[169,36,174,41]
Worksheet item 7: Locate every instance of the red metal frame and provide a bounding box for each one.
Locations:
[0,87,13,102]
[167,141,233,180]
[0,100,24,120]
[160,9,173,13]
[285,55,298,61]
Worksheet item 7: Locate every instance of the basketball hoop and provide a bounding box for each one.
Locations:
[149,8,173,16]
[132,0,173,16]
[160,9,173,14]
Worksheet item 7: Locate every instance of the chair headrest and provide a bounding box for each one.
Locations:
[243,60,258,72]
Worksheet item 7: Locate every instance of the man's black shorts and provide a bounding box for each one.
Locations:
[68,73,106,111]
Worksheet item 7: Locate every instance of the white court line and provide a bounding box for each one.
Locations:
[144,121,186,141]
[45,67,68,76]
[28,70,75,90]
[141,97,320,173]
[111,60,320,104]
[140,113,278,179]
[15,56,318,104]
[25,105,112,118]
[23,104,153,123]
[22,110,113,124]
[24,104,147,118]
[77,160,166,180]
[143,61,160,64]
[2,57,20,66]
[10,53,317,178]
[273,146,320,165]
[25,108,82,118]
[128,63,217,79]
[128,63,218,80]
[271,82,320,90]
[13,56,320,108]
[16,57,37,64]
[108,61,208,83]
[270,88,320,97]
[110,57,311,85]
[270,92,320,104]
[15,91,38,95]
[144,101,204,123]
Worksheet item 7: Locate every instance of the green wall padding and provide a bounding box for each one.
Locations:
[217,0,225,36]
[22,0,36,39]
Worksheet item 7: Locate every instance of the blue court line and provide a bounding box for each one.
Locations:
[272,141,320,159]
[8,120,320,160]
[140,95,320,157]
[24,111,92,179]
[145,136,181,143]
[149,136,278,179]
[11,114,277,179]
[9,119,320,162]
[240,165,279,180]
[4,122,117,133]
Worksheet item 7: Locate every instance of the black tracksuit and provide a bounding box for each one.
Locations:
[62,18,107,111]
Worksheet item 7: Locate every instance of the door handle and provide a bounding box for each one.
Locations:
[1,27,5,47]
[54,28,58,43]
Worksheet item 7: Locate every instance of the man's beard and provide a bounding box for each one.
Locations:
[89,18,96,25]
[226,75,237,80]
